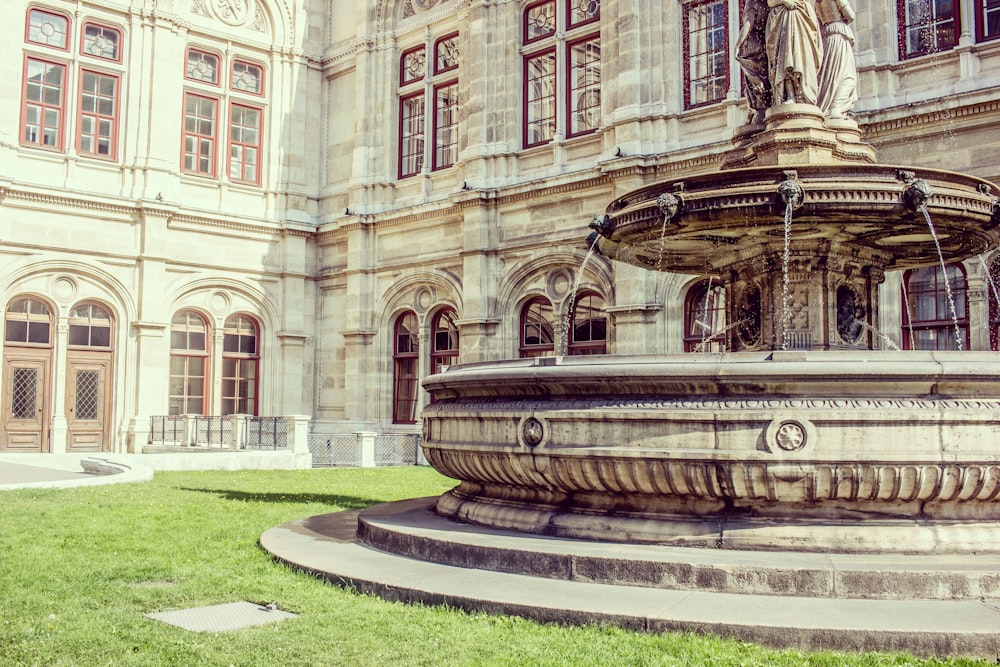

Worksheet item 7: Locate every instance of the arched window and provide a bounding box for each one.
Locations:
[4,297,53,346]
[902,264,968,350]
[68,303,112,348]
[393,311,420,423]
[522,0,600,148]
[431,308,459,374]
[398,33,460,178]
[520,297,555,358]
[568,292,606,355]
[684,280,726,352]
[169,310,209,415]
[222,314,259,415]
[989,260,1000,351]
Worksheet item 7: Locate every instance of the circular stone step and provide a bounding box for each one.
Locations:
[357,498,1000,601]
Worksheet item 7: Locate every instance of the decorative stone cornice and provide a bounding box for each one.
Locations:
[4,188,135,219]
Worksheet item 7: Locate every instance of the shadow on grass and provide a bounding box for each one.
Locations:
[178,487,388,509]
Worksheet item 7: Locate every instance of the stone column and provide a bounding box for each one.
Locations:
[49,320,69,454]
[127,202,175,451]
[455,194,500,362]
[276,228,311,415]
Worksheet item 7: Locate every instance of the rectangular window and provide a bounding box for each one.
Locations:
[979,0,1000,40]
[392,358,419,423]
[567,36,600,137]
[433,82,459,170]
[169,355,206,415]
[22,58,65,150]
[221,358,256,416]
[78,69,118,158]
[685,0,729,108]
[183,93,217,176]
[229,103,261,184]
[899,0,958,58]
[524,50,556,147]
[399,93,425,178]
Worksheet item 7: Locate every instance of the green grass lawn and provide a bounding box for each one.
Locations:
[0,467,988,666]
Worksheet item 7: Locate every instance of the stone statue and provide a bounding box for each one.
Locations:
[736,0,773,125]
[815,0,858,119]
[765,0,823,105]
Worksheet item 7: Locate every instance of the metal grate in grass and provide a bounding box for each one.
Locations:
[146,601,297,632]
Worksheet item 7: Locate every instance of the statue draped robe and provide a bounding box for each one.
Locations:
[766,0,823,105]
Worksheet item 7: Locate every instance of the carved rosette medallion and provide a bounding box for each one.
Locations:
[774,421,806,450]
[765,417,814,452]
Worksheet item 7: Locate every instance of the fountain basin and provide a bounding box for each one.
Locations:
[422,351,1000,553]
[598,164,999,273]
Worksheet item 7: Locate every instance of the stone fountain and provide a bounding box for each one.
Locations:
[261,8,1000,656]
[421,6,1000,554]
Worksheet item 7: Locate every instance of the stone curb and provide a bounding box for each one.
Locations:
[260,502,1000,661]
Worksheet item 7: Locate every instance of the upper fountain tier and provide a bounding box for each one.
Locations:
[590,105,1000,351]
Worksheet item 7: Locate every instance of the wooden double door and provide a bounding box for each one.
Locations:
[1,349,112,452]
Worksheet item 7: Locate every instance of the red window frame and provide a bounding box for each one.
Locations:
[431,308,460,374]
[182,92,218,177]
[26,8,70,50]
[568,292,607,355]
[399,91,425,178]
[989,260,1000,350]
[392,311,420,424]
[400,45,426,86]
[566,34,601,138]
[519,297,556,358]
[977,0,1000,41]
[524,0,557,44]
[185,47,221,85]
[684,279,727,352]
[80,22,122,62]
[567,0,601,29]
[523,48,557,148]
[77,68,119,160]
[683,0,729,109]
[231,59,265,96]
[169,310,209,416]
[434,33,459,75]
[901,264,968,350]
[432,81,459,170]
[221,314,259,416]
[897,0,959,59]
[21,57,66,151]
[228,102,262,184]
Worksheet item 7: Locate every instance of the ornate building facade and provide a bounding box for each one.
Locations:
[1,0,999,454]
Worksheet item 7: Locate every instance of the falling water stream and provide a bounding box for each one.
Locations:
[780,198,794,350]
[562,233,600,354]
[920,206,964,351]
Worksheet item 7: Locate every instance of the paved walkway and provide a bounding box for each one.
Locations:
[261,498,1000,661]
[0,454,152,490]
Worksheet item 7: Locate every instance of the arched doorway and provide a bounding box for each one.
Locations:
[2,296,54,451]
[65,302,114,451]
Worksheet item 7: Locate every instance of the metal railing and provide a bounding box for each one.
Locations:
[307,432,423,467]
[149,415,290,450]
[244,417,289,450]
